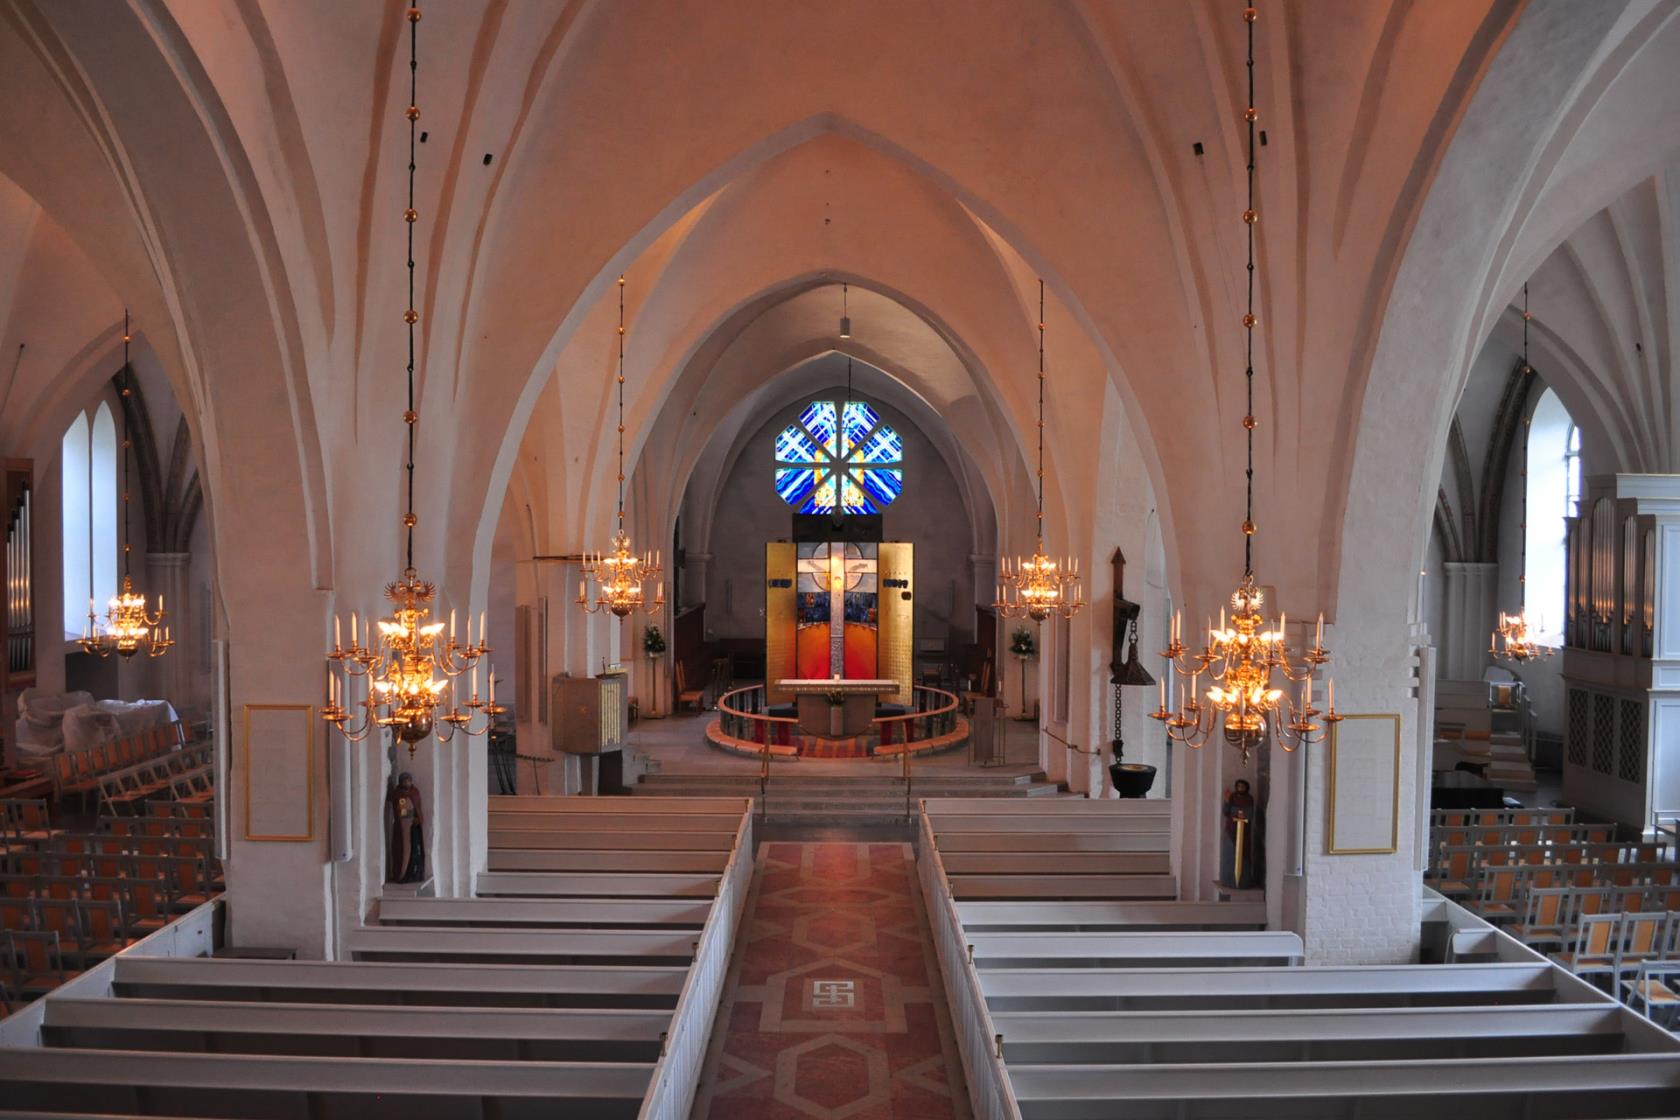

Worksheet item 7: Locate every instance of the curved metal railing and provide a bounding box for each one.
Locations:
[714,683,961,754]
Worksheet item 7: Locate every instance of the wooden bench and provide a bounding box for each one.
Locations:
[475,871,722,898]
[487,810,743,833]
[956,900,1266,931]
[1006,1054,1680,1119]
[940,851,1173,875]
[42,995,673,1061]
[375,896,711,928]
[978,962,1567,1011]
[994,1002,1627,1064]
[487,830,736,851]
[344,924,699,963]
[0,1047,653,1119]
[966,930,1305,968]
[948,874,1178,900]
[486,849,731,873]
[112,954,691,1009]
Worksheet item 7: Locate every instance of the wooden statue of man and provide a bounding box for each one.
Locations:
[386,771,425,883]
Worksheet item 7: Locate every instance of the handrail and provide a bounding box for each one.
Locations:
[914,807,1022,1120]
[636,801,754,1120]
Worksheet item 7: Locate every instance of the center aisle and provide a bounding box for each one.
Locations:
[692,842,972,1119]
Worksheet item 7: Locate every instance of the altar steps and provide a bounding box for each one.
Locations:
[631,770,1065,825]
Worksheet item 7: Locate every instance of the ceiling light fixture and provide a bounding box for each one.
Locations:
[80,311,172,661]
[994,279,1083,622]
[1150,3,1338,763]
[323,4,497,751]
[1492,282,1554,664]
[578,276,665,618]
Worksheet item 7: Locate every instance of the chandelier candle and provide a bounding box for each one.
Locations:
[1149,2,1338,763]
[322,3,500,752]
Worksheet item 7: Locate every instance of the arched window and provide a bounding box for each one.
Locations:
[61,402,119,639]
[1524,389,1576,646]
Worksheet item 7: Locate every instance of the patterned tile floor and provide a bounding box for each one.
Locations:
[693,842,971,1120]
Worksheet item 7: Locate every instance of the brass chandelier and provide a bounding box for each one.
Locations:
[994,279,1083,622]
[578,276,664,618]
[81,312,173,661]
[323,3,498,751]
[1149,3,1338,763]
[1492,283,1553,664]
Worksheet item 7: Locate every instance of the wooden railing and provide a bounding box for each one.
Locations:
[636,806,755,1120]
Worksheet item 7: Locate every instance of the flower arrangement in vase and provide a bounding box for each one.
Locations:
[1009,626,1037,721]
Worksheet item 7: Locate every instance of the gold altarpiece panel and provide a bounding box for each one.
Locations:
[765,541,797,706]
[878,541,914,706]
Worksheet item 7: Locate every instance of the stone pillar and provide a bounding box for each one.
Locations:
[1441,561,1497,680]
[146,552,191,711]
[1290,621,1424,964]
[683,551,712,611]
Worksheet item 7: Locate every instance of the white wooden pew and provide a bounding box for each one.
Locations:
[949,874,1178,900]
[935,833,1168,853]
[43,996,673,1052]
[376,896,711,927]
[344,925,698,962]
[0,1048,652,1118]
[957,900,1266,930]
[475,871,721,898]
[1007,1054,1680,1120]
[487,849,730,873]
[929,815,1169,835]
[967,930,1304,967]
[487,811,743,833]
[924,798,1171,816]
[994,1003,1628,1064]
[979,963,1563,1010]
[113,956,690,1007]
[488,829,736,851]
[490,795,749,815]
[940,851,1172,875]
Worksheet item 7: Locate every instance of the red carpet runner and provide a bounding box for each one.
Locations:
[693,842,970,1119]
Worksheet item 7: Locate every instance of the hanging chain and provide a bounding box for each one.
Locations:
[617,275,627,525]
[1519,282,1531,589]
[1241,5,1259,577]
[120,310,133,579]
[401,6,421,571]
[1036,278,1046,546]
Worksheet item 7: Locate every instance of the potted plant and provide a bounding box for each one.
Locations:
[642,625,667,718]
[1009,627,1037,721]
[823,687,848,737]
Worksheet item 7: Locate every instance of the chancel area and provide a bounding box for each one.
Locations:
[4,2,1680,1117]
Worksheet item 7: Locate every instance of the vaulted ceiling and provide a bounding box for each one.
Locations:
[0,0,1676,639]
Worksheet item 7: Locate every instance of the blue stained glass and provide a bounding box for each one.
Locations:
[851,425,902,465]
[776,467,819,508]
[857,467,903,507]
[775,397,901,514]
[841,476,870,515]
[776,425,821,464]
[800,401,838,456]
[841,401,879,456]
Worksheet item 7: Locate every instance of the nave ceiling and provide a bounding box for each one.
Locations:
[0,0,1676,642]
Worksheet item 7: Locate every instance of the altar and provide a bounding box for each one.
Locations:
[776,678,901,738]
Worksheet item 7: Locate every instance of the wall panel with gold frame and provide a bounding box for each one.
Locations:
[1326,712,1402,855]
[242,704,316,842]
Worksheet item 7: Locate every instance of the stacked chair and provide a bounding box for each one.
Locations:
[1,723,220,1015]
[1426,806,1680,1017]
